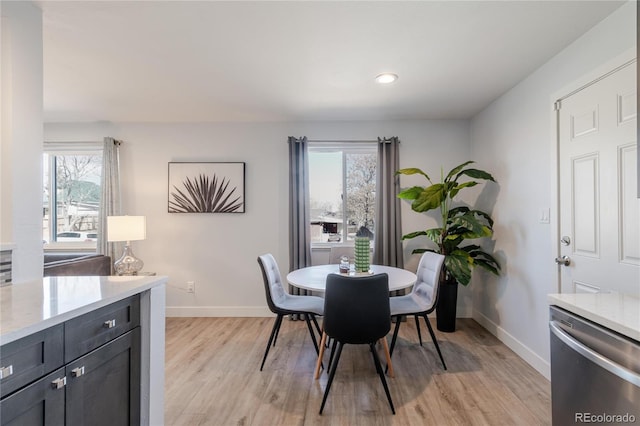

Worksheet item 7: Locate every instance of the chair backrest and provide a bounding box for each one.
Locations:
[257,254,287,314]
[328,246,354,264]
[323,273,390,344]
[411,252,446,312]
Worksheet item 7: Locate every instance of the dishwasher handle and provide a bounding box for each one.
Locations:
[550,321,640,387]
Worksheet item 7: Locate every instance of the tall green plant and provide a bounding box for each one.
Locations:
[396,161,500,285]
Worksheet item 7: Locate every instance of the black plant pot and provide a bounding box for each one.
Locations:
[436,279,458,332]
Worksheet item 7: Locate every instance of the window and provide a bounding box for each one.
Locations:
[308,142,377,245]
[43,142,103,250]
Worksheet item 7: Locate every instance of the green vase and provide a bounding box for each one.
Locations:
[354,237,370,272]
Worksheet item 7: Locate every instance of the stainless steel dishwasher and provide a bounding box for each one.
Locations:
[549,306,640,425]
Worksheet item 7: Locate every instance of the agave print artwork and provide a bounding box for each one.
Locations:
[168,162,245,213]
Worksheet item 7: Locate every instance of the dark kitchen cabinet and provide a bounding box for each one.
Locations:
[0,295,140,426]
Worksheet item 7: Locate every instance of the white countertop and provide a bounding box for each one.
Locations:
[548,292,640,342]
[0,275,168,345]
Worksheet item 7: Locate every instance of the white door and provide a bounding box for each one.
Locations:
[558,61,639,294]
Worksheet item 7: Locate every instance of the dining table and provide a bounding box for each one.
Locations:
[286,264,417,293]
[287,263,415,380]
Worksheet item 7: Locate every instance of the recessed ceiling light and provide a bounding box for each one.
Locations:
[375,73,398,84]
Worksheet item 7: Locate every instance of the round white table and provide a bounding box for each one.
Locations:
[286,264,417,293]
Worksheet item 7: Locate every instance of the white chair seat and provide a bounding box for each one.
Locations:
[280,294,324,315]
[389,287,434,315]
[389,294,422,316]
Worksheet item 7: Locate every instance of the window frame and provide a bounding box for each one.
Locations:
[43,141,103,252]
[308,141,377,248]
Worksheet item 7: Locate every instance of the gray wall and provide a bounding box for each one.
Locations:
[44,119,472,316]
[470,1,636,378]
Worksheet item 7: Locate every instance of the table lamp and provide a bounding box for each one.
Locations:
[107,215,146,275]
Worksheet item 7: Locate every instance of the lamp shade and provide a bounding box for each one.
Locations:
[107,216,146,242]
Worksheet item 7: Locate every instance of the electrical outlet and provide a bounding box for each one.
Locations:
[187,281,195,293]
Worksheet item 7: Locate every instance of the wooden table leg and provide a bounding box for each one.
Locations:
[314,331,327,379]
[381,338,394,378]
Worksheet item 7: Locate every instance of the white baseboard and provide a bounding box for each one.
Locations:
[166,306,273,317]
[473,310,550,380]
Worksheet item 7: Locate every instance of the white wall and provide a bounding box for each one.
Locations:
[0,1,43,282]
[44,119,472,316]
[470,1,636,378]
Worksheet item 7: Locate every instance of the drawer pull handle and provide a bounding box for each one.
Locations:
[51,377,66,389]
[0,365,13,379]
[104,319,116,328]
[71,366,85,378]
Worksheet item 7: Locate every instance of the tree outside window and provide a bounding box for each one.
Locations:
[309,143,376,244]
[43,144,102,249]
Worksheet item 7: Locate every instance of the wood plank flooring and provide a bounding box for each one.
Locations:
[165,317,550,425]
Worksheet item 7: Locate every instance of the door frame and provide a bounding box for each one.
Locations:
[549,48,637,293]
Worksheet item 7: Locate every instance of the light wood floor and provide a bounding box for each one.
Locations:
[165,317,550,426]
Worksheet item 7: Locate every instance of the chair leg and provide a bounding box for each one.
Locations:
[327,338,338,372]
[304,314,320,355]
[260,314,283,371]
[414,314,423,346]
[389,315,403,357]
[319,341,344,414]
[380,338,394,378]
[369,343,396,415]
[311,314,322,337]
[314,332,327,379]
[423,314,447,370]
[272,315,284,347]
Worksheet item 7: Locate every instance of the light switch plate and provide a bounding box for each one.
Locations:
[539,208,550,224]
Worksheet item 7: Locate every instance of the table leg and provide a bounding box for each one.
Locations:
[381,338,394,378]
[314,331,327,379]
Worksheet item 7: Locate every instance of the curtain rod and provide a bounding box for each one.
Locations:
[307,139,377,143]
[290,138,398,144]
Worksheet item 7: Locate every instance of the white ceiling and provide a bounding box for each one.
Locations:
[37,1,625,123]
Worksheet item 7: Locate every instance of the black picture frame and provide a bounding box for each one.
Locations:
[168,162,245,213]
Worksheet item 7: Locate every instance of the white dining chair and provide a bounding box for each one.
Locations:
[257,253,324,371]
[388,251,447,370]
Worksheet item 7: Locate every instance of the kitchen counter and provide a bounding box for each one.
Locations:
[1,275,167,345]
[548,292,640,342]
[0,275,167,425]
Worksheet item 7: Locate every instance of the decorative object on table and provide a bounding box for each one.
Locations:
[339,256,350,273]
[168,162,245,213]
[354,226,372,273]
[396,161,501,332]
[107,215,146,276]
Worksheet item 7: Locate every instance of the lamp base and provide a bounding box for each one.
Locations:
[114,243,144,276]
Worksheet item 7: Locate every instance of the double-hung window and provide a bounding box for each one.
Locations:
[43,142,103,251]
[308,142,377,245]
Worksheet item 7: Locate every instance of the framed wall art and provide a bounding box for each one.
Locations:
[168,162,245,213]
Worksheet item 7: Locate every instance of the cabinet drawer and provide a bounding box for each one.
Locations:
[0,367,66,425]
[64,295,140,363]
[0,325,64,398]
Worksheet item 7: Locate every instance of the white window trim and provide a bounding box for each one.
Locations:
[308,141,377,248]
[43,141,103,252]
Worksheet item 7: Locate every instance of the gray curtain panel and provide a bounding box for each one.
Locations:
[288,136,312,302]
[98,137,122,271]
[372,137,404,269]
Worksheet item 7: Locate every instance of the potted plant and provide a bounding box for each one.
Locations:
[396,161,501,332]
